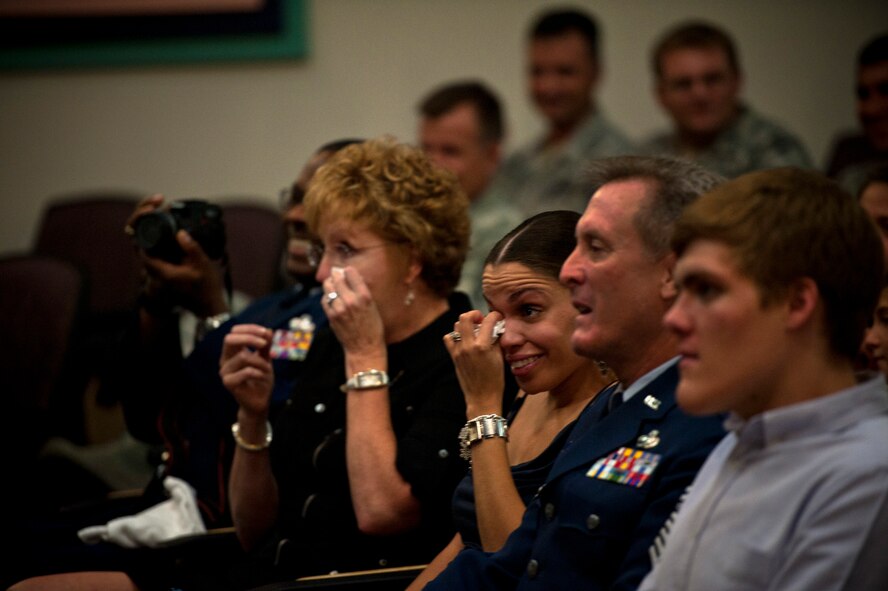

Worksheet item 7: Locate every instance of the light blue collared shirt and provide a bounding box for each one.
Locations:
[621,356,680,403]
[639,373,888,591]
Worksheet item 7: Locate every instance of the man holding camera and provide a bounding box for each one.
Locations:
[127,196,234,342]
[106,139,360,527]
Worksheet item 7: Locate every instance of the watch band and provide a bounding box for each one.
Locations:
[195,311,231,343]
[459,414,509,461]
[340,369,390,393]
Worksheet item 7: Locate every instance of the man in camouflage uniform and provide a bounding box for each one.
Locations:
[825,33,888,195]
[490,8,634,218]
[418,81,523,309]
[642,21,811,178]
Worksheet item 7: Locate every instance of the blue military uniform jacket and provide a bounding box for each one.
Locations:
[425,362,725,590]
[135,284,326,525]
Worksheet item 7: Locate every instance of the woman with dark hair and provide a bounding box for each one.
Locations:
[408,210,616,590]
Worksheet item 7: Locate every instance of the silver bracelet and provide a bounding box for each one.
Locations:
[231,420,273,451]
[459,414,509,461]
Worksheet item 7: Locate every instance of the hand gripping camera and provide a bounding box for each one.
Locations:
[133,199,226,263]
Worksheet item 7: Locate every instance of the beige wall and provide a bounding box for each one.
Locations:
[1,0,885,254]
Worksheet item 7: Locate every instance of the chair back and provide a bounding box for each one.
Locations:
[221,200,285,299]
[34,193,143,315]
[32,193,144,442]
[0,254,84,440]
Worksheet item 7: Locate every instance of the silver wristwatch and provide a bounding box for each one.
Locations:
[340,369,390,392]
[459,414,509,461]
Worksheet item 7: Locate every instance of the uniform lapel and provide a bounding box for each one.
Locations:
[545,364,679,483]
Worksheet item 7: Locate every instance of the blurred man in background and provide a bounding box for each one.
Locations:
[643,21,812,178]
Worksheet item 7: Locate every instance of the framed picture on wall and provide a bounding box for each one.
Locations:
[0,0,308,69]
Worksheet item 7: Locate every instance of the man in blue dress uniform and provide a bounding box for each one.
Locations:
[425,156,726,590]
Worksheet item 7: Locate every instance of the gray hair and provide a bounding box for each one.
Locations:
[586,156,724,258]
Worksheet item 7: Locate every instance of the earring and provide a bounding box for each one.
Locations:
[404,288,415,306]
[597,360,612,377]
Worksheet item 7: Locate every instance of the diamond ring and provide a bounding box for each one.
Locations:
[447,320,505,344]
[326,291,339,304]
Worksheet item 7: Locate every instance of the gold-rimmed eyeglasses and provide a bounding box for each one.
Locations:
[307,242,400,269]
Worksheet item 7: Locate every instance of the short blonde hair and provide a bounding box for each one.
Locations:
[304,137,470,297]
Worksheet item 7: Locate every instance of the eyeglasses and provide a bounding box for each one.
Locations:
[279,185,306,211]
[306,241,400,269]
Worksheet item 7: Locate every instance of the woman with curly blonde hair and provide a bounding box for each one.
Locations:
[215,137,474,588]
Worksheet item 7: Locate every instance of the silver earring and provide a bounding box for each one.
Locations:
[404,289,415,306]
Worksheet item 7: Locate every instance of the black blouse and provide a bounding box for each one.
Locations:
[267,292,472,577]
[450,394,579,550]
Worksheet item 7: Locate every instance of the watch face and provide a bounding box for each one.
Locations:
[359,374,380,388]
[343,370,389,392]
[357,372,386,388]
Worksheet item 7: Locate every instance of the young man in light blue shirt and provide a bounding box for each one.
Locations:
[641,168,888,591]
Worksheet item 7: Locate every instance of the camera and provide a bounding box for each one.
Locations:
[133,199,226,263]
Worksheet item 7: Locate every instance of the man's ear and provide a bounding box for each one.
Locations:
[660,252,678,300]
[785,277,819,330]
[486,141,503,173]
[654,76,668,109]
[733,68,745,96]
[590,60,603,90]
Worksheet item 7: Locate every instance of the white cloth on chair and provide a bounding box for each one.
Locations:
[78,476,206,548]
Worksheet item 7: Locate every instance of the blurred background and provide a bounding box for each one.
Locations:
[1,0,886,254]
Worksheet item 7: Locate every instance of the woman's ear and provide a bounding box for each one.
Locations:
[404,247,423,285]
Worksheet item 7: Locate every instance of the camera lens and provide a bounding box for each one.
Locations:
[134,211,181,262]
[132,200,226,263]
